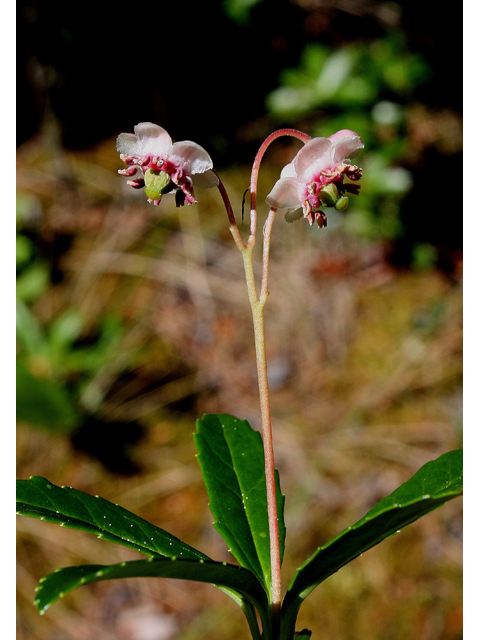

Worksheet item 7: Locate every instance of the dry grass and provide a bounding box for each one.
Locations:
[17,134,462,640]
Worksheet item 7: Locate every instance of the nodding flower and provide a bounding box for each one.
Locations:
[266,129,364,228]
[117,123,218,206]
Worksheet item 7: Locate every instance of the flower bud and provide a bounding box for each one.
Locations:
[144,169,174,201]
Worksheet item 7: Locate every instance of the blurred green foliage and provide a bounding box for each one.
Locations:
[267,34,430,117]
[16,193,127,433]
[266,33,431,243]
[16,361,79,433]
[16,194,50,304]
[223,0,263,24]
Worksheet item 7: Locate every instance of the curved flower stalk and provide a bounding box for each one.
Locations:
[266,129,364,228]
[117,122,219,206]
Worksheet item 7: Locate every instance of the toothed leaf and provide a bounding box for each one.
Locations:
[194,414,286,593]
[16,476,206,560]
[34,557,269,628]
[280,449,463,639]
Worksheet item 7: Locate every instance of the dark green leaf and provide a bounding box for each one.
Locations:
[16,476,207,560]
[34,557,269,639]
[18,478,267,639]
[280,449,462,639]
[194,414,286,594]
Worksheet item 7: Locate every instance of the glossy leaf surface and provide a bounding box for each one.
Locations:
[33,557,269,623]
[194,414,286,593]
[17,477,269,638]
[280,449,463,639]
[17,476,207,560]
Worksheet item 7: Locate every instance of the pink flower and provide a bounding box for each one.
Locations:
[266,129,364,228]
[117,122,218,206]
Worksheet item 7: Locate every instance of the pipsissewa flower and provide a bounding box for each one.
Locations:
[266,129,364,228]
[117,123,218,206]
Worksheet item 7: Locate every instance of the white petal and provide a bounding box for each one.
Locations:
[169,141,214,175]
[134,122,173,156]
[280,162,297,179]
[293,137,333,181]
[266,177,303,210]
[330,130,364,163]
[328,129,358,145]
[192,169,219,189]
[116,133,140,156]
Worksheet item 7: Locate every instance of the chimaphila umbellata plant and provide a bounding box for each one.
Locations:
[17,123,463,640]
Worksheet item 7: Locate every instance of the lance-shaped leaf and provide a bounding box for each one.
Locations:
[17,477,269,639]
[194,414,286,593]
[280,449,463,640]
[34,557,269,639]
[16,476,207,560]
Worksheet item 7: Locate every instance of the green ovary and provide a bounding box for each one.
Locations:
[144,169,174,200]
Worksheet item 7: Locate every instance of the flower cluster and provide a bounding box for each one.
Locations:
[266,129,363,228]
[116,123,218,206]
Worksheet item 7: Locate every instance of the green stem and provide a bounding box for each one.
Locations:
[218,129,311,637]
[241,241,281,611]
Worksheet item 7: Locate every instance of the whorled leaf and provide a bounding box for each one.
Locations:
[280,449,462,639]
[17,476,269,639]
[34,558,269,640]
[194,414,286,594]
[34,557,268,612]
[17,476,207,560]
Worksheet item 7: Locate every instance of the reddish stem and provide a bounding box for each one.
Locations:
[216,129,311,625]
[248,128,311,247]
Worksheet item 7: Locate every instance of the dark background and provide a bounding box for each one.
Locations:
[17,0,463,265]
[17,0,462,142]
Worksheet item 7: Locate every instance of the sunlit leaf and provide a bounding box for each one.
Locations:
[280,449,462,639]
[194,414,286,594]
[34,557,268,615]
[16,476,207,560]
[17,477,267,639]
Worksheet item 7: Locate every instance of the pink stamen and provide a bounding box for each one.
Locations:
[118,166,139,177]
[126,179,145,189]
